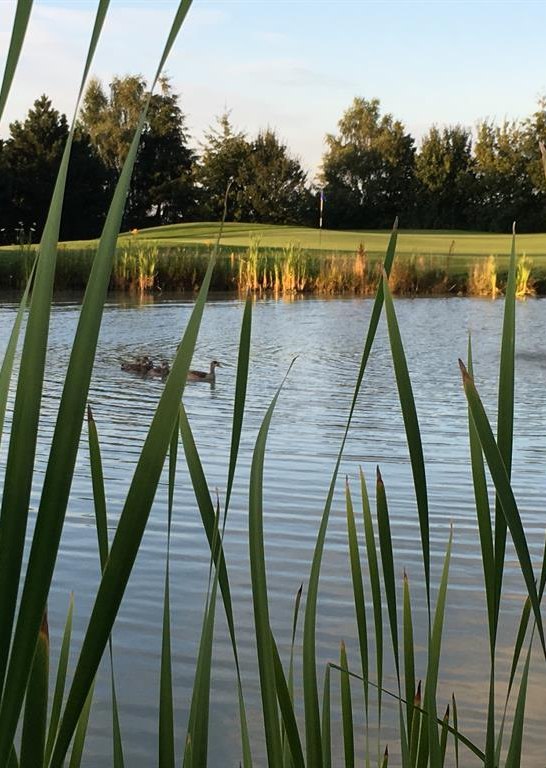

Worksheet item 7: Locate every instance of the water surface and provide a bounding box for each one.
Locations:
[1,294,545,766]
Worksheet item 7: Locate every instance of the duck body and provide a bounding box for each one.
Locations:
[187,360,221,383]
[147,360,170,378]
[121,355,153,373]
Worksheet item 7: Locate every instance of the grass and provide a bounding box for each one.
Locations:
[1,3,546,767]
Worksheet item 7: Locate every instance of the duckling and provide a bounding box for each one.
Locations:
[121,355,153,373]
[147,360,170,378]
[187,360,221,383]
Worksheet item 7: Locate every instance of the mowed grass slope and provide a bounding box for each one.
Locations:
[58,221,546,266]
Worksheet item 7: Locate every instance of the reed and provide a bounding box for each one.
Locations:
[0,4,544,768]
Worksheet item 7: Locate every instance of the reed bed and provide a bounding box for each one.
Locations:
[1,3,546,767]
[2,240,544,297]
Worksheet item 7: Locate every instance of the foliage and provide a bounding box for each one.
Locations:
[321,97,417,228]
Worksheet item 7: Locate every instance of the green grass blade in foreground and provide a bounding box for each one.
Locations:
[504,638,532,768]
[321,666,331,768]
[495,598,531,765]
[271,634,305,768]
[0,0,110,707]
[381,747,389,768]
[329,663,485,763]
[440,706,449,766]
[360,467,384,763]
[409,682,421,767]
[403,573,415,744]
[382,273,430,612]
[340,641,354,768]
[20,612,48,768]
[426,529,452,767]
[0,0,33,120]
[1,3,193,757]
[0,260,35,448]
[345,480,369,755]
[225,294,252,515]
[303,222,398,768]
[159,416,178,768]
[459,360,545,655]
[452,693,459,768]
[49,254,213,767]
[68,682,94,768]
[494,230,517,630]
[283,585,303,768]
[87,408,124,767]
[249,361,295,766]
[179,400,252,767]
[467,336,496,767]
[45,595,73,764]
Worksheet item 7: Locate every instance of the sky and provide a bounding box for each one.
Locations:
[1,0,546,178]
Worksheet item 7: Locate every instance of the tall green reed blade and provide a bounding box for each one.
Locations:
[425,529,452,768]
[20,612,48,768]
[44,595,73,765]
[87,407,124,767]
[180,297,252,767]
[467,336,496,767]
[452,693,459,768]
[409,682,421,768]
[494,229,517,631]
[458,361,545,655]
[382,272,430,614]
[340,641,355,768]
[271,634,305,768]
[504,638,532,768]
[403,573,415,745]
[381,747,389,768]
[0,0,110,705]
[49,254,213,767]
[345,481,369,731]
[0,260,35,448]
[68,682,94,768]
[329,664,485,763]
[376,467,409,766]
[0,0,33,120]
[0,3,194,760]
[183,502,221,768]
[159,414,178,768]
[440,706,449,766]
[249,362,295,766]
[303,221,398,768]
[321,666,331,768]
[495,598,531,765]
[360,467,384,764]
[282,585,303,768]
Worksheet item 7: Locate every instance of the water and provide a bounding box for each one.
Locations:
[1,293,546,766]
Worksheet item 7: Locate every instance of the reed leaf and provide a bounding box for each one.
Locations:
[459,360,545,655]
[271,634,305,768]
[44,595,73,765]
[321,666,331,768]
[283,585,303,768]
[452,693,459,768]
[0,0,33,120]
[159,415,178,768]
[340,641,354,768]
[0,1,110,714]
[504,640,532,768]
[68,682,94,768]
[403,573,415,743]
[303,222,398,768]
[249,363,295,766]
[20,612,48,768]
[382,272,430,613]
[440,706,449,766]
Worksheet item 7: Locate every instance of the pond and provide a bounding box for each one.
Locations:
[1,293,545,766]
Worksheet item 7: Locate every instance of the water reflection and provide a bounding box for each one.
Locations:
[0,293,545,766]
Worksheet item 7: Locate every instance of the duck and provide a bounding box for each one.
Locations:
[147,360,170,378]
[121,355,153,373]
[187,360,221,383]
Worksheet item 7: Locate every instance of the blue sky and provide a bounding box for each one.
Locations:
[1,0,546,178]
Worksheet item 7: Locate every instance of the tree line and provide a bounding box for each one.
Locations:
[1,76,545,243]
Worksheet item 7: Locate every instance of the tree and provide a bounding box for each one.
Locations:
[320,97,416,229]
[237,129,313,224]
[197,112,251,221]
[415,125,475,229]
[81,75,198,228]
[473,120,542,232]
[1,95,106,241]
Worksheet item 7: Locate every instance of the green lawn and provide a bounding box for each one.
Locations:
[59,221,546,267]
